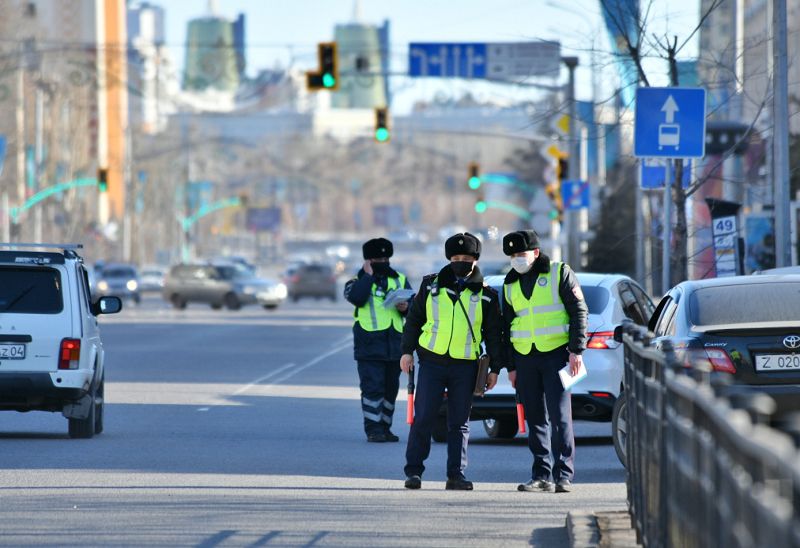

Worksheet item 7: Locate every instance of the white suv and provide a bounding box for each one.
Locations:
[0,244,121,438]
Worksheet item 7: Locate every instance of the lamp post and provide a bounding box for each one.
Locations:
[563,56,580,268]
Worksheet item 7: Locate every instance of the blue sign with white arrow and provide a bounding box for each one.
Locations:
[641,159,691,189]
[634,87,706,159]
[408,43,487,78]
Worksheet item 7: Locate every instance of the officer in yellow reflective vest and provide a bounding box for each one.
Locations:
[501,230,588,494]
[345,238,413,442]
[400,233,504,490]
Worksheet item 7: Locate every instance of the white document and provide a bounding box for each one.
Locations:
[382,288,415,308]
[559,362,588,391]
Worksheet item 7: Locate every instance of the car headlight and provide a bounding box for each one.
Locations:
[97,280,109,291]
[275,283,287,298]
[126,280,138,291]
[242,285,257,294]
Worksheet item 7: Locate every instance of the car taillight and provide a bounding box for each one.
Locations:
[290,275,300,283]
[59,338,81,370]
[589,391,613,399]
[685,348,736,374]
[586,331,619,350]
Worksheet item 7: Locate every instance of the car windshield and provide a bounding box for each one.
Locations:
[690,282,800,325]
[217,264,252,280]
[103,267,136,278]
[582,286,610,315]
[0,267,63,313]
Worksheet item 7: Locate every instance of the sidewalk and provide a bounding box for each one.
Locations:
[566,510,641,548]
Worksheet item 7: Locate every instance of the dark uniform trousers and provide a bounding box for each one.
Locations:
[357,359,401,435]
[515,346,575,482]
[404,359,478,480]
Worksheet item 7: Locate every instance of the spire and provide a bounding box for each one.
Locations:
[207,0,217,16]
[352,0,362,22]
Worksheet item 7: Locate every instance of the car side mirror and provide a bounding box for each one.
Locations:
[613,324,624,343]
[95,296,122,315]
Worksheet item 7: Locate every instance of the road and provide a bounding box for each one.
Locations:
[0,295,626,547]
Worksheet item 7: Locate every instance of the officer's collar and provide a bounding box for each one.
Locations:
[436,263,484,292]
[503,252,551,284]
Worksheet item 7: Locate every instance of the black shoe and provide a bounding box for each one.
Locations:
[367,433,387,442]
[517,478,555,492]
[404,475,422,489]
[445,478,474,491]
[384,430,400,442]
[555,480,572,493]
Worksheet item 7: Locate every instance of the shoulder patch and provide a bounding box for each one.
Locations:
[572,286,584,301]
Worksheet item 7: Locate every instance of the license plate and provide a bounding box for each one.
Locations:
[0,344,25,359]
[755,354,800,371]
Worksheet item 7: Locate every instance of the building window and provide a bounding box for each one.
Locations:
[25,2,37,17]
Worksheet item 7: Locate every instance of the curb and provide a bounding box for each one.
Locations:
[566,510,641,548]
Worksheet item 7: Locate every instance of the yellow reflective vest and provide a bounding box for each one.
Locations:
[354,273,407,333]
[418,278,484,360]
[504,262,570,354]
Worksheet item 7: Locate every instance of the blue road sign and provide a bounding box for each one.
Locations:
[641,159,692,189]
[561,180,589,210]
[409,43,487,78]
[634,87,706,158]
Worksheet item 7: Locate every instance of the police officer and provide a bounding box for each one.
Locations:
[345,238,413,442]
[400,233,504,490]
[501,230,587,493]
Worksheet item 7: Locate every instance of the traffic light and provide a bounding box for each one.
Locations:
[306,42,339,91]
[97,168,108,193]
[474,195,487,213]
[547,156,568,222]
[374,107,390,142]
[467,162,481,189]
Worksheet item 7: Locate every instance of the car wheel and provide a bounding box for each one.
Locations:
[611,392,628,468]
[133,294,141,305]
[171,294,187,309]
[263,304,278,310]
[291,295,300,302]
[94,376,104,435]
[483,418,518,439]
[224,293,241,310]
[431,416,448,443]
[68,384,97,439]
[211,303,223,310]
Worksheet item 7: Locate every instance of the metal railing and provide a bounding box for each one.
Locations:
[618,320,800,548]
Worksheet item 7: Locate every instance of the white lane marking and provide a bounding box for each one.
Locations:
[197,407,210,412]
[232,362,296,396]
[267,340,352,385]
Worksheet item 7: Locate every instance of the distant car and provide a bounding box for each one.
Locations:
[163,263,287,310]
[431,272,655,443]
[647,275,800,416]
[286,263,338,302]
[138,265,167,293]
[93,263,141,304]
[0,243,122,438]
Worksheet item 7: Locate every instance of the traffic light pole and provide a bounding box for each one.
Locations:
[563,57,579,268]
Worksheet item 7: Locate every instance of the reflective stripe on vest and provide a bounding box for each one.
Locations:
[354,273,406,333]
[418,280,483,360]
[504,262,570,353]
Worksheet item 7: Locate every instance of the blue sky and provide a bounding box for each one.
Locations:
[160,0,701,112]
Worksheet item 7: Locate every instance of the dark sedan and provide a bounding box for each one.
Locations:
[648,274,800,417]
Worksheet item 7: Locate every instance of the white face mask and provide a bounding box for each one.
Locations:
[510,256,533,274]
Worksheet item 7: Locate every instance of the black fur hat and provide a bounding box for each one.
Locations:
[445,232,481,260]
[502,230,541,256]
[362,238,393,260]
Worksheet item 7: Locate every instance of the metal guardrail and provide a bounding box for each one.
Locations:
[618,320,800,548]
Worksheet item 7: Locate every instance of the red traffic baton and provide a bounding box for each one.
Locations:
[515,392,526,434]
[406,366,415,425]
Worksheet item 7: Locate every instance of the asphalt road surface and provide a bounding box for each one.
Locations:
[0,295,626,547]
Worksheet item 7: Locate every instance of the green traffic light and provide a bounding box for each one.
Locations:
[468,176,481,190]
[375,127,390,142]
[548,209,559,220]
[98,182,107,193]
[322,73,336,88]
[475,201,487,213]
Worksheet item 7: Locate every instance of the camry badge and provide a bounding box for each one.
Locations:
[783,335,800,349]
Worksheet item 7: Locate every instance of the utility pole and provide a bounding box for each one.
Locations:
[772,0,791,267]
[563,56,579,267]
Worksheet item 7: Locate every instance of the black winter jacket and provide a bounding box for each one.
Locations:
[401,264,504,373]
[501,253,588,370]
[344,266,412,362]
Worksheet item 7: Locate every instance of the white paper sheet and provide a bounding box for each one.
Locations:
[559,361,588,391]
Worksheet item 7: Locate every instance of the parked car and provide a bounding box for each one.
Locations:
[93,263,141,304]
[0,243,122,438]
[138,265,167,293]
[647,274,800,415]
[431,272,655,442]
[286,262,338,302]
[162,262,287,310]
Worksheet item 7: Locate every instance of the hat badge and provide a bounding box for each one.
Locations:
[509,241,514,247]
[458,239,464,245]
